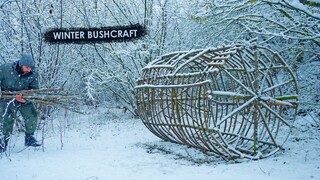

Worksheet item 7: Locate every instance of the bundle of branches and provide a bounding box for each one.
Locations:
[0,88,85,114]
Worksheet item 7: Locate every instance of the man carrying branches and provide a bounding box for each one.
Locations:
[0,55,41,153]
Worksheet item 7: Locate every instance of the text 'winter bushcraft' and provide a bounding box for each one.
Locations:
[53,29,138,39]
[44,24,146,44]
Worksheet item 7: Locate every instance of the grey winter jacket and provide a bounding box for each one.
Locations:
[0,61,39,92]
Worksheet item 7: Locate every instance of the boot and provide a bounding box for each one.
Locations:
[0,136,9,153]
[25,134,41,147]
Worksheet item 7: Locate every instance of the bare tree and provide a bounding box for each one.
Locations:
[189,0,320,114]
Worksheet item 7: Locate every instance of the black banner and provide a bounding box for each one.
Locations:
[44,24,146,44]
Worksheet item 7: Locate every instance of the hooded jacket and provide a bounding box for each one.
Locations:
[0,61,39,92]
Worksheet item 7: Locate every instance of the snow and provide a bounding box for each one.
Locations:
[286,0,320,19]
[0,106,319,180]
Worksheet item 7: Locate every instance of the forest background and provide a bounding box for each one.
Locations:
[0,0,319,124]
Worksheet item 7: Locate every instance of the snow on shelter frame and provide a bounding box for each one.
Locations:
[135,44,299,160]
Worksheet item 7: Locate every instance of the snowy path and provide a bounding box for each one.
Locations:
[0,108,319,180]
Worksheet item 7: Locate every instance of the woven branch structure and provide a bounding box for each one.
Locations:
[135,44,299,160]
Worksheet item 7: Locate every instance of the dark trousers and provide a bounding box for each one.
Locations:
[0,100,38,137]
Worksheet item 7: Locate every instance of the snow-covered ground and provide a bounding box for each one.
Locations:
[1,106,319,180]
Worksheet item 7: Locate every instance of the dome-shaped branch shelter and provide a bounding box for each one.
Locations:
[135,44,298,160]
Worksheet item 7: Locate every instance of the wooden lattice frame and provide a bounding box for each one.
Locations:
[135,44,298,160]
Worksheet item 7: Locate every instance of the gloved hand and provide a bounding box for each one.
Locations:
[15,93,26,103]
